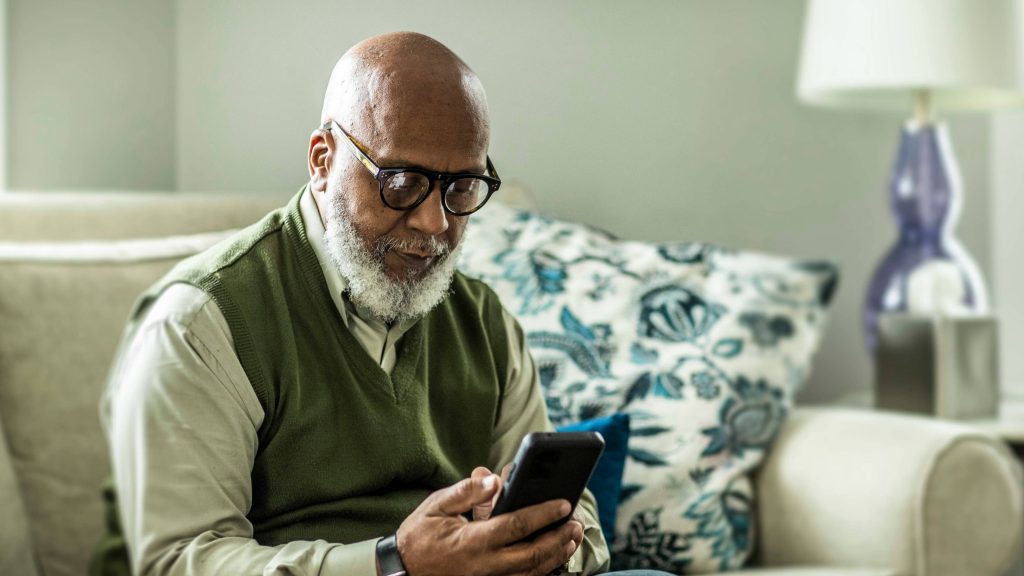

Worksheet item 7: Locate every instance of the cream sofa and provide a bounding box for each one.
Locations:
[0,191,1021,576]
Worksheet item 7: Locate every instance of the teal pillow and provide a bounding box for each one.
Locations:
[558,413,630,545]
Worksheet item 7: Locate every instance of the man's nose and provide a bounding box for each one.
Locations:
[405,182,449,236]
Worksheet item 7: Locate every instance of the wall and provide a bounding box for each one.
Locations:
[172,0,993,405]
[4,0,998,405]
[992,112,1024,400]
[0,0,6,188]
[6,0,175,191]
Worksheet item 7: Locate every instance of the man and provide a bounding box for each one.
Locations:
[96,32,669,576]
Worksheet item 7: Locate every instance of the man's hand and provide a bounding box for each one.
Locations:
[395,472,584,576]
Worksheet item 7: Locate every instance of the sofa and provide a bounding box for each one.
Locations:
[0,189,1021,576]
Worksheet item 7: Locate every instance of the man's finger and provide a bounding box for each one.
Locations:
[432,474,501,517]
[471,467,499,521]
[567,519,585,548]
[477,499,572,547]
[490,521,578,575]
[568,509,586,546]
[484,463,514,521]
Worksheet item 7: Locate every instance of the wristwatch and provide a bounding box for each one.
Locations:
[376,533,408,576]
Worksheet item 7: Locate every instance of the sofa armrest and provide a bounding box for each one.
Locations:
[755,407,1023,576]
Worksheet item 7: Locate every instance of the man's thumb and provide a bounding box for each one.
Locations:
[434,474,500,516]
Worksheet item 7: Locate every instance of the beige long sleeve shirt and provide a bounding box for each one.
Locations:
[100,188,609,576]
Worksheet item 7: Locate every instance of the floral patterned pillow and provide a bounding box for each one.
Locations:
[458,204,838,574]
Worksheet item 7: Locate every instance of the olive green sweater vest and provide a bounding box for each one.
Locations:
[93,190,510,572]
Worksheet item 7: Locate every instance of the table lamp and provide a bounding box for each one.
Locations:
[796,0,1024,353]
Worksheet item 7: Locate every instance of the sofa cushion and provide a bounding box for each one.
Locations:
[458,204,838,573]
[0,230,234,576]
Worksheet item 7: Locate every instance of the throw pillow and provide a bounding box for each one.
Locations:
[459,204,838,573]
[557,412,631,545]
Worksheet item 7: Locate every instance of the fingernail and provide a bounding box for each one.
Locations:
[482,475,497,490]
[566,540,577,555]
[559,501,571,516]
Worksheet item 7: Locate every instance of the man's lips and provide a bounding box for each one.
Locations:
[394,250,437,272]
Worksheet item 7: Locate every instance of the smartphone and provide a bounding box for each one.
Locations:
[490,431,605,541]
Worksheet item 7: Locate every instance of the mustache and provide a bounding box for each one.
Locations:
[374,234,451,258]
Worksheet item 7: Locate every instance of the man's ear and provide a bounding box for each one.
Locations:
[308,126,334,194]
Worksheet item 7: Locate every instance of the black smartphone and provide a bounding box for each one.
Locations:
[490,431,605,541]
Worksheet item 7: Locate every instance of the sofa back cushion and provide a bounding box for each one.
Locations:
[0,192,283,576]
[0,191,288,242]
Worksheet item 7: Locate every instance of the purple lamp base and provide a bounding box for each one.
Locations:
[863,122,988,353]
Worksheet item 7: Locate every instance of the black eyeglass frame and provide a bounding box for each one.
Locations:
[322,120,501,216]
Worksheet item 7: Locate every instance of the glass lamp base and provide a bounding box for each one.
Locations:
[863,122,988,353]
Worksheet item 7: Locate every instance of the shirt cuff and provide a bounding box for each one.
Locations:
[322,537,380,575]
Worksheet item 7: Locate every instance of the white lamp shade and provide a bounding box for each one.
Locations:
[798,0,1024,112]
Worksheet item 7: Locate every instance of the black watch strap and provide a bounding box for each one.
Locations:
[376,533,407,576]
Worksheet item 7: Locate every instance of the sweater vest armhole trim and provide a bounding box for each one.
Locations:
[196,275,275,438]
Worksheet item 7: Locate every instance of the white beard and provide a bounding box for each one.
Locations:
[322,179,463,325]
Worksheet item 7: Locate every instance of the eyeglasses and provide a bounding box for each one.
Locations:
[322,120,501,216]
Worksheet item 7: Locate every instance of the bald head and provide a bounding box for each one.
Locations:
[320,32,490,158]
[308,33,492,323]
